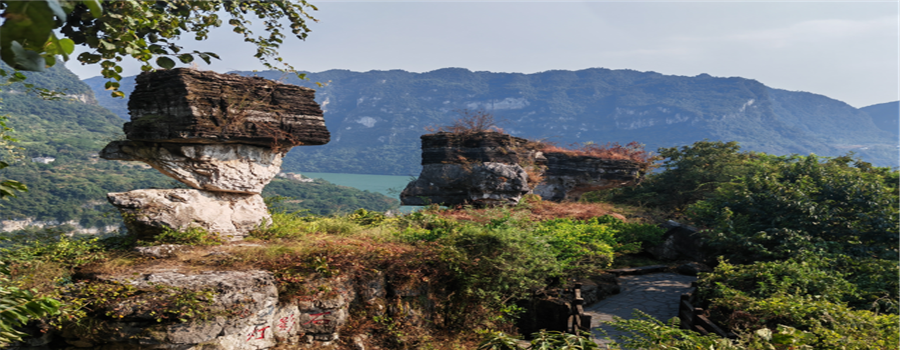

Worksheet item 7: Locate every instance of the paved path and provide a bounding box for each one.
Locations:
[585,273,697,348]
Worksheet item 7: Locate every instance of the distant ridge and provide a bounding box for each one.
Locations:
[84,68,899,174]
[860,101,899,137]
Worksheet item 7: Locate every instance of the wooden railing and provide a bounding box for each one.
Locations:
[567,283,592,334]
[679,287,734,338]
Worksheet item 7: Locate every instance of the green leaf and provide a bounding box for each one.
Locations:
[83,0,103,18]
[58,38,75,55]
[156,56,176,69]
[9,41,46,71]
[177,54,194,64]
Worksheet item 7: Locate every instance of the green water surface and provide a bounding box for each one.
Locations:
[300,172,419,212]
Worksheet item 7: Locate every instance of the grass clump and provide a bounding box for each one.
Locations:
[138,226,223,247]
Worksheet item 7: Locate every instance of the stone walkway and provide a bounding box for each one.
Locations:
[585,273,697,349]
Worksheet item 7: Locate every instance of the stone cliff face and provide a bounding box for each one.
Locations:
[400,132,645,205]
[100,68,329,240]
[533,153,645,202]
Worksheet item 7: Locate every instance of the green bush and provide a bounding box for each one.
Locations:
[689,154,898,263]
[140,226,223,246]
[696,258,857,306]
[438,221,562,328]
[0,229,106,267]
[532,218,616,271]
[602,140,761,213]
[0,263,61,345]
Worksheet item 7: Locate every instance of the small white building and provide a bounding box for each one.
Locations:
[31,156,56,164]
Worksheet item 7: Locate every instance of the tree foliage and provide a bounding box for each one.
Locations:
[0,263,60,345]
[605,140,761,213]
[0,0,317,95]
[688,153,898,262]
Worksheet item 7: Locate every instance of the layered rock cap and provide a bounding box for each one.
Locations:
[124,68,329,147]
[100,68,329,240]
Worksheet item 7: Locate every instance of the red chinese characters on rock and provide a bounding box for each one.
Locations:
[246,325,271,341]
[277,313,295,333]
[303,311,332,325]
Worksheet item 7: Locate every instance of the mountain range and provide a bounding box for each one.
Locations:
[85,68,898,175]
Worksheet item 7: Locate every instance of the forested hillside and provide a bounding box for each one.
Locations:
[86,68,899,175]
[0,64,398,231]
[861,100,899,137]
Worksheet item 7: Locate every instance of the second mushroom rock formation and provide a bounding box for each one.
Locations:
[400,131,647,206]
[101,68,329,241]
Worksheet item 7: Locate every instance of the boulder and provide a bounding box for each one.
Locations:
[90,270,282,349]
[646,220,709,262]
[124,68,329,148]
[400,162,531,206]
[107,189,270,241]
[533,152,645,202]
[101,141,283,194]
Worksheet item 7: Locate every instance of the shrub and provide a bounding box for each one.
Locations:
[439,221,563,328]
[602,140,759,213]
[531,216,665,273]
[140,226,223,246]
[426,109,505,134]
[696,258,857,305]
[0,229,106,267]
[531,218,616,272]
[0,263,61,345]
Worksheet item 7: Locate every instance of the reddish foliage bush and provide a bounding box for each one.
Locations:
[539,141,655,165]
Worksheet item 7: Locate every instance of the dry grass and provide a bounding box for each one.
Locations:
[538,141,656,165]
[432,197,628,223]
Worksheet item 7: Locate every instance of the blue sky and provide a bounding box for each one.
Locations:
[67,1,899,108]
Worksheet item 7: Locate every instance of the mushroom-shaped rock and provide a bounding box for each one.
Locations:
[99,69,330,241]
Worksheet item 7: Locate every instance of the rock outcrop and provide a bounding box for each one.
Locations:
[647,220,710,263]
[400,132,537,206]
[109,189,270,241]
[533,152,644,202]
[101,68,329,240]
[400,131,646,206]
[19,268,405,349]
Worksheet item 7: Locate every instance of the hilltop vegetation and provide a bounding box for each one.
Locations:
[586,141,899,349]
